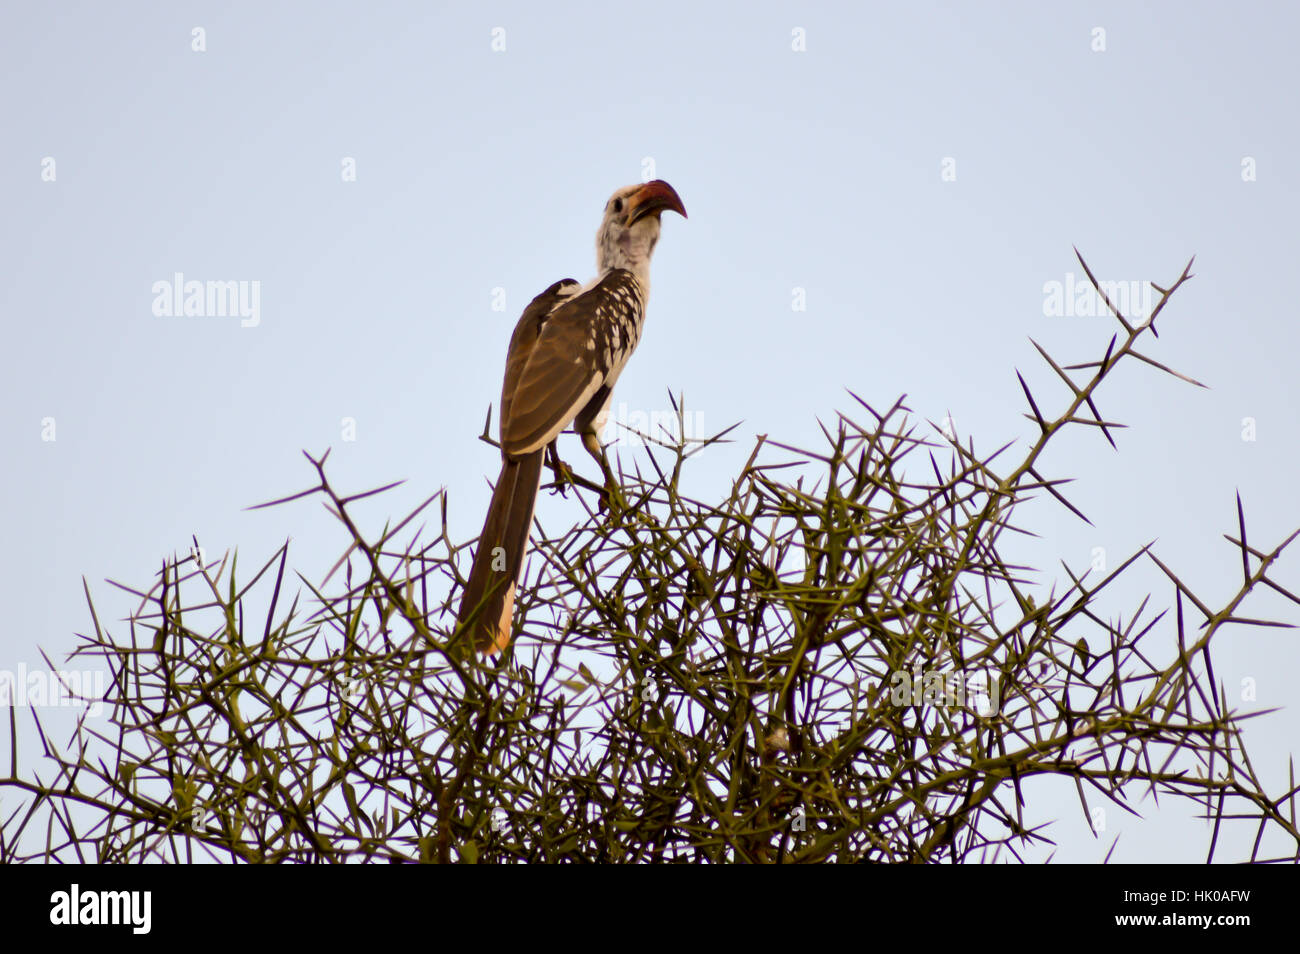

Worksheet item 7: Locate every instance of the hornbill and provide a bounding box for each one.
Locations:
[456,180,687,655]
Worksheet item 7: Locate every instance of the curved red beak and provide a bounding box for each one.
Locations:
[627,179,687,224]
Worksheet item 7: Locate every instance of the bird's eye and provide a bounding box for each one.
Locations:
[613,198,624,214]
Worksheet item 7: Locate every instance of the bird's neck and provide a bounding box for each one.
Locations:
[597,227,658,297]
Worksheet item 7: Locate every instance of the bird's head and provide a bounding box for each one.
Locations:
[595,179,687,287]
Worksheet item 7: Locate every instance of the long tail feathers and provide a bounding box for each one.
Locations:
[457,450,544,654]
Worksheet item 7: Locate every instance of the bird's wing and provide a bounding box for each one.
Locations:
[500,270,643,456]
[499,278,580,447]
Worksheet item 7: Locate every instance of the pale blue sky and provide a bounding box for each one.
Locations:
[3,1,1298,862]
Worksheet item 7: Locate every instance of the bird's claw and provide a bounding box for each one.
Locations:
[596,469,629,519]
[544,444,575,497]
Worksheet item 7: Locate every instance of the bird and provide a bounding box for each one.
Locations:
[456,180,687,656]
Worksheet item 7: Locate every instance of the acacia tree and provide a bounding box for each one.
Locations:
[4,253,1298,863]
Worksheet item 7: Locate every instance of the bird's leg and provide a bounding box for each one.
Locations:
[543,439,573,496]
[573,388,629,515]
[543,436,610,503]
[580,426,625,515]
